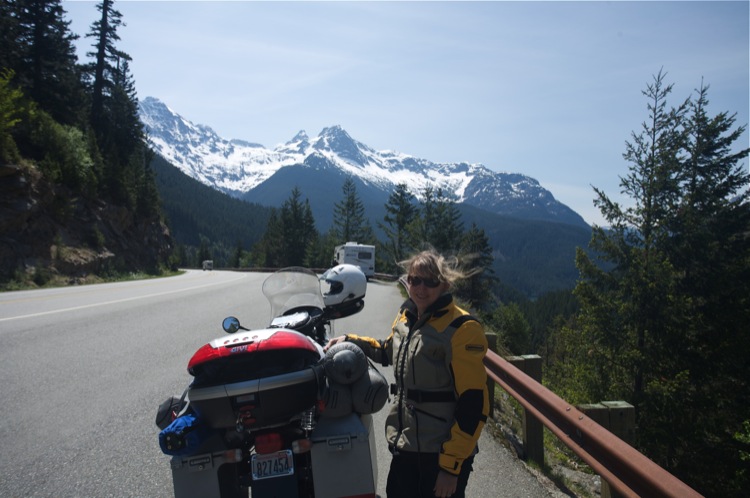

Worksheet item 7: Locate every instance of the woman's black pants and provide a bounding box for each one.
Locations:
[385,451,475,498]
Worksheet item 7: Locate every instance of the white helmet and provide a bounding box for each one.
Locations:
[321,264,367,307]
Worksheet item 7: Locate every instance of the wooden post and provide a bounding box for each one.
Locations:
[521,355,543,467]
[508,355,544,467]
[579,401,635,498]
[484,332,497,419]
[602,401,635,444]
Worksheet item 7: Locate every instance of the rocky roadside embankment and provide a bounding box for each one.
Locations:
[0,163,173,286]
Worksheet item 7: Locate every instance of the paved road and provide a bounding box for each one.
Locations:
[0,270,559,497]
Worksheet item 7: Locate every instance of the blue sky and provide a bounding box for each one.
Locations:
[63,1,749,226]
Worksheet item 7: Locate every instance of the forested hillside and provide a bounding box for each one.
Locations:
[457,203,591,298]
[150,154,271,266]
[1,0,171,286]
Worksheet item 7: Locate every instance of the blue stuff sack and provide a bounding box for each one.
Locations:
[158,414,210,456]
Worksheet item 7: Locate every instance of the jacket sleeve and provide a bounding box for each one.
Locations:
[438,320,489,475]
[345,332,392,366]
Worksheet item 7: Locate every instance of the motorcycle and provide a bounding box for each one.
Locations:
[155,265,388,498]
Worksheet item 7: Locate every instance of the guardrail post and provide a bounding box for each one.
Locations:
[508,355,544,467]
[485,350,702,497]
[485,332,497,418]
[579,401,635,498]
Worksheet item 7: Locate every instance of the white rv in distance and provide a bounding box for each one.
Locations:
[333,242,375,279]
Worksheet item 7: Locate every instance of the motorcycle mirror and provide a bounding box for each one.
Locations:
[222,316,242,334]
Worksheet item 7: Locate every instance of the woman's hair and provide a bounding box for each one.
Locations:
[398,248,479,288]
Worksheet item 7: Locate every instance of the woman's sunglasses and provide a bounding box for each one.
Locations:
[407,275,441,288]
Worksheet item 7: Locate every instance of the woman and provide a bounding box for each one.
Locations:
[325,249,489,498]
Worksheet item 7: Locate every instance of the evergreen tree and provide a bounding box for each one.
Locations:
[572,69,687,403]
[12,0,85,126]
[652,81,750,495]
[332,176,373,244]
[0,1,22,74]
[279,187,317,267]
[558,70,750,496]
[413,187,463,253]
[82,0,157,216]
[253,208,283,267]
[230,239,243,268]
[407,186,432,249]
[489,302,531,355]
[0,68,24,163]
[197,235,211,266]
[456,222,497,311]
[306,227,338,269]
[379,183,418,271]
[108,57,142,164]
[86,0,124,136]
[135,158,160,220]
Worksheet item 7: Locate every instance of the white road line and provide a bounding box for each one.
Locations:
[0,274,247,323]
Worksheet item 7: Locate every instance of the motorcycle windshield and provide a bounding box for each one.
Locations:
[262,267,325,319]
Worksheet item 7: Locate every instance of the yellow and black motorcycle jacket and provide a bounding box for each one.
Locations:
[345,293,489,475]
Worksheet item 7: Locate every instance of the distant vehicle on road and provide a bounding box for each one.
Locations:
[333,242,375,279]
[202,260,213,271]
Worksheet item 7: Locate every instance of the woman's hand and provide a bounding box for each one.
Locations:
[323,335,347,352]
[433,469,458,497]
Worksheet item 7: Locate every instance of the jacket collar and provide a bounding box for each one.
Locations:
[402,293,453,325]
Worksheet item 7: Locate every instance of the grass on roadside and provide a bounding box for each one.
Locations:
[0,267,185,292]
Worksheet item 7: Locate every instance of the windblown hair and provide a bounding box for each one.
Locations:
[398,248,481,288]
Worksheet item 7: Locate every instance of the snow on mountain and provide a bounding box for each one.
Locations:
[139,96,588,227]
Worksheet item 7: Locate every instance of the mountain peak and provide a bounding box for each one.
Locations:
[319,125,346,137]
[138,100,589,228]
[312,125,370,165]
[278,130,310,154]
[290,130,309,142]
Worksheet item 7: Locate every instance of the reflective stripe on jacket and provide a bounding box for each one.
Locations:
[346,293,489,475]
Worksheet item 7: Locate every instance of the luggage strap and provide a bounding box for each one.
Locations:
[390,384,456,403]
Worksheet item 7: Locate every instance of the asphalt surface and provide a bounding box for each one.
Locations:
[0,270,561,497]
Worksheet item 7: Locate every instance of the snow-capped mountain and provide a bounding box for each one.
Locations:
[139,96,587,228]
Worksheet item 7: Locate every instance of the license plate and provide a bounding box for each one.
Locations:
[251,450,294,480]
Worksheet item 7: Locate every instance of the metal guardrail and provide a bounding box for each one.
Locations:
[484,349,703,498]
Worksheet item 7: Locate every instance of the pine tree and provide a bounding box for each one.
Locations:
[230,240,243,268]
[12,0,85,126]
[135,159,160,220]
[379,183,418,271]
[0,68,24,163]
[279,187,317,267]
[573,69,688,403]
[86,0,124,136]
[332,176,373,244]
[82,0,157,214]
[413,187,463,253]
[652,81,750,496]
[197,235,211,266]
[563,70,750,495]
[305,227,338,269]
[254,208,283,267]
[457,222,497,311]
[489,302,531,355]
[0,1,22,74]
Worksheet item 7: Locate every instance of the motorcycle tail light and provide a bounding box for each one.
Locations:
[292,438,312,454]
[255,433,283,454]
